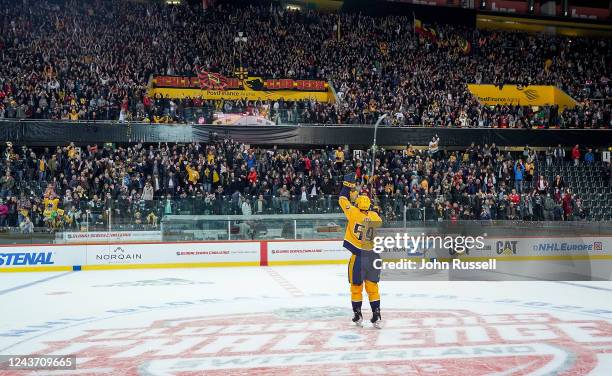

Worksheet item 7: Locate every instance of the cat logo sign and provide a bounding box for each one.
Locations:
[496,240,518,255]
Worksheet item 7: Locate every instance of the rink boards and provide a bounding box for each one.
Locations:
[1,236,612,278]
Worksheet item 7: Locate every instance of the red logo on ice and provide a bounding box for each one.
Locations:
[9,309,610,375]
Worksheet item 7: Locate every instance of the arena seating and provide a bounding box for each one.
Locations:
[537,160,612,221]
[0,0,609,127]
[1,140,609,232]
[0,1,609,232]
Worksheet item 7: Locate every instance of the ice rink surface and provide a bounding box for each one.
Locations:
[1,265,612,375]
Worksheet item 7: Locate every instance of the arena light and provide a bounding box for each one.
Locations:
[286,4,301,11]
[234,32,247,44]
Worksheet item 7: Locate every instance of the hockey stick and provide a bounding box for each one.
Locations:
[369,114,387,202]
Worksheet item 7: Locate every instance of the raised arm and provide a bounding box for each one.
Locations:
[339,172,356,216]
[367,210,383,228]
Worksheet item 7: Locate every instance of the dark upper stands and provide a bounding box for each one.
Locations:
[0,0,609,127]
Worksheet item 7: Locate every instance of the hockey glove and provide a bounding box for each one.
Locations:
[343,172,356,188]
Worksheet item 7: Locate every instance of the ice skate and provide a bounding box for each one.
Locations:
[352,309,363,327]
[371,309,381,329]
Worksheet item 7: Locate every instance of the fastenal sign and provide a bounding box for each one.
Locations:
[0,246,85,269]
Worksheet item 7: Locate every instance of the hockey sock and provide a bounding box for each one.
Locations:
[369,300,380,312]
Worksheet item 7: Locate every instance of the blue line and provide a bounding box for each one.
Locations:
[0,271,73,296]
[553,280,612,293]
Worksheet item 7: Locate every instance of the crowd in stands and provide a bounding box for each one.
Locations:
[0,0,610,127]
[0,136,609,232]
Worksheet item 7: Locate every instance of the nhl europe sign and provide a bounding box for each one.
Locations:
[22,308,611,375]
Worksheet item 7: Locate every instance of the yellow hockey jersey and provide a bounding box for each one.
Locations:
[339,196,382,251]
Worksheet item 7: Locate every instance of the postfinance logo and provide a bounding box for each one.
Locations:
[522,89,539,102]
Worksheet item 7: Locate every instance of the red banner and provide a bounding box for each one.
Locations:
[153,75,328,92]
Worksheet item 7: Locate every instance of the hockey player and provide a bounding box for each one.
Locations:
[339,172,383,328]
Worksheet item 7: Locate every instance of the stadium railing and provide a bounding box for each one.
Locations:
[1,216,610,246]
[2,190,610,245]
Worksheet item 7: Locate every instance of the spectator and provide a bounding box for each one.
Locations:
[298,185,309,213]
[572,144,581,166]
[20,216,34,233]
[142,182,154,201]
[553,144,565,164]
[428,135,440,157]
[552,175,565,191]
[508,189,520,206]
[279,185,291,214]
[513,160,525,193]
[584,148,595,164]
[241,197,252,216]
[543,193,555,221]
[524,159,534,191]
[562,190,574,220]
[535,175,548,195]
[255,194,267,214]
[335,147,345,170]
[0,200,7,227]
[247,167,258,184]
[0,172,15,198]
[574,197,587,220]
[545,147,553,167]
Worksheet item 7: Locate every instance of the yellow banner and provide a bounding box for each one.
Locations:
[148,75,335,103]
[148,87,333,102]
[467,84,576,108]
